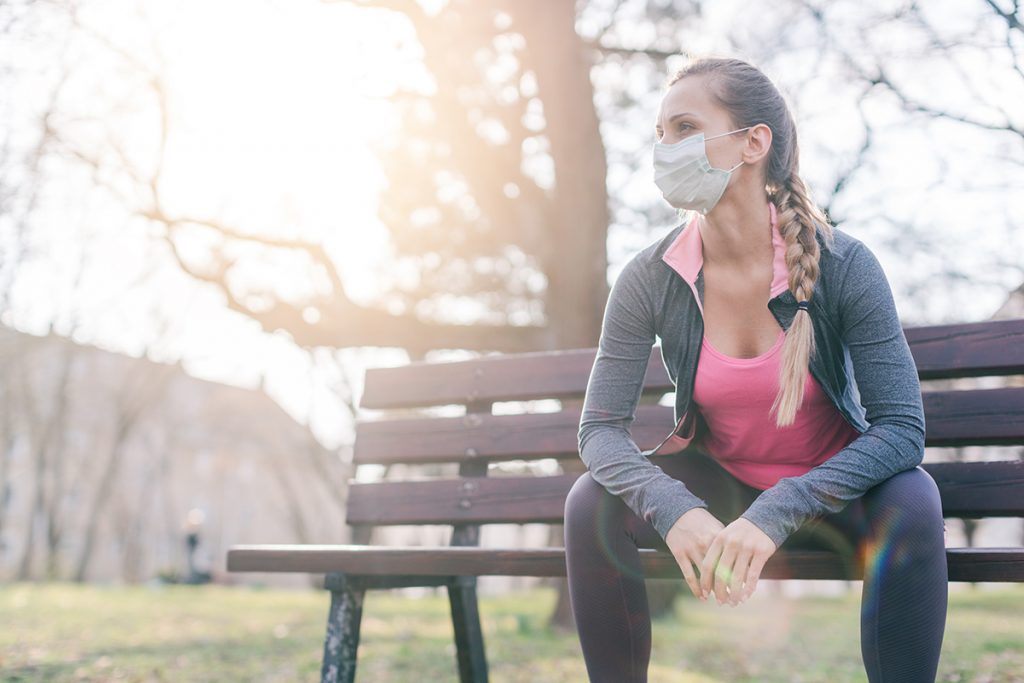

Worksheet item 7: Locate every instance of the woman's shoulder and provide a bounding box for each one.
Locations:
[820,224,865,261]
[818,225,899,311]
[645,220,688,259]
[817,223,882,283]
[616,219,690,277]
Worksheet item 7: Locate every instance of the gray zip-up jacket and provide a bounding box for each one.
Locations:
[577,209,926,549]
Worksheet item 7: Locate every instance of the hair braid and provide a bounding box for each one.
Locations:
[770,172,833,425]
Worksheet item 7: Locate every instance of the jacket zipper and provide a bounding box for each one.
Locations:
[662,275,707,450]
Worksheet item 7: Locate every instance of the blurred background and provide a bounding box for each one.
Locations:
[1,0,1022,607]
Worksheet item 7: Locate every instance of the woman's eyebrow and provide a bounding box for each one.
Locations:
[655,112,697,129]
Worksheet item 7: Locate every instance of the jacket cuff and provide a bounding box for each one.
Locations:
[738,480,809,549]
[645,478,709,542]
[738,509,790,550]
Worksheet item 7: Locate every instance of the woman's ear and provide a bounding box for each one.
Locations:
[744,123,773,164]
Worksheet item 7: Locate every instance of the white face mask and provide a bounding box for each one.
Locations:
[652,126,751,214]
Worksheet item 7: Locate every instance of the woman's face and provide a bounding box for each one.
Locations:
[654,75,747,172]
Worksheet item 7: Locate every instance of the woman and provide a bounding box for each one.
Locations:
[564,56,948,683]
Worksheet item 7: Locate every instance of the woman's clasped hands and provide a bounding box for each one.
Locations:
[665,506,778,606]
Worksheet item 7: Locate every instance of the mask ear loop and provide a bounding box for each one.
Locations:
[706,125,753,141]
[712,126,751,173]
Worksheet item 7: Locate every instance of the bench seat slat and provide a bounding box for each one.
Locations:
[353,388,1024,465]
[226,545,1024,582]
[345,461,1024,526]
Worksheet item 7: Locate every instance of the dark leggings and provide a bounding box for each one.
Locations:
[563,446,948,683]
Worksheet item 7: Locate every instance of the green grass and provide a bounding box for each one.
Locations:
[1,582,1023,682]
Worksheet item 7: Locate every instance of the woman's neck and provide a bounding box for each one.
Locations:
[698,196,772,268]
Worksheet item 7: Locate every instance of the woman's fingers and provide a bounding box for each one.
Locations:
[742,551,769,600]
[698,538,722,600]
[729,548,753,605]
[713,545,737,603]
[676,549,705,600]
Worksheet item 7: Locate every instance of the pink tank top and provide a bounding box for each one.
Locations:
[693,327,861,490]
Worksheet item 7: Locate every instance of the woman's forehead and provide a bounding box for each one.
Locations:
[657,76,723,123]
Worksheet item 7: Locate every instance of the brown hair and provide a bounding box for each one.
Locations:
[666,56,835,427]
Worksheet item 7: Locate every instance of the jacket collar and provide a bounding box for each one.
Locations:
[660,201,790,300]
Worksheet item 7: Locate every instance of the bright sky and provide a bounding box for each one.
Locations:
[5,0,423,448]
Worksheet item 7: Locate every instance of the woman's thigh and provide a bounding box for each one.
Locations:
[780,465,947,558]
[571,450,944,558]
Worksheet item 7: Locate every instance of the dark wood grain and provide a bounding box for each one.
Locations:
[906,318,1024,379]
[358,319,1024,410]
[360,347,671,410]
[226,545,1024,582]
[351,388,1024,465]
[344,461,1024,526]
[352,404,673,465]
[921,388,1024,446]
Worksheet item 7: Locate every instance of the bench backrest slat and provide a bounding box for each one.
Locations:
[354,405,673,465]
[345,461,1024,526]
[353,388,1024,465]
[923,387,1024,446]
[906,319,1024,379]
[358,319,1024,410]
[359,348,670,410]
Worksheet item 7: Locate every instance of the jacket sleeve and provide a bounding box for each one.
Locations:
[577,253,709,542]
[739,240,927,549]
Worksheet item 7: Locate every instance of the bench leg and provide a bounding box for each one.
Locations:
[321,573,365,683]
[448,576,489,683]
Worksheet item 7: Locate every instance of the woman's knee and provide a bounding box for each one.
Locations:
[564,471,605,526]
[564,470,635,538]
[865,466,945,539]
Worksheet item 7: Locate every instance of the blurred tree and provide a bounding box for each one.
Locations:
[156,0,618,355]
[766,0,1022,311]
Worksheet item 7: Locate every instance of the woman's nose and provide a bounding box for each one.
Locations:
[658,130,695,146]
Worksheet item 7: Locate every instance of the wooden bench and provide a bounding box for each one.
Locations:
[227,317,1024,683]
